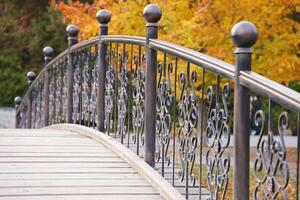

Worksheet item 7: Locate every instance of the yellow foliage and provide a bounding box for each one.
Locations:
[51,0,300,84]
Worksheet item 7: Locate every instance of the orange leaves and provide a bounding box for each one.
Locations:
[51,0,300,85]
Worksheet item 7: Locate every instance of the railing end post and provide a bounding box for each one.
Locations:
[143,3,161,167]
[143,4,162,25]
[66,24,79,124]
[42,46,53,127]
[231,21,258,54]
[96,9,111,26]
[27,71,36,86]
[14,96,22,128]
[96,9,111,132]
[232,21,258,200]
[66,24,79,47]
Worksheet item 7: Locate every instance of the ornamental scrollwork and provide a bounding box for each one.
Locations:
[205,82,231,200]
[89,52,98,126]
[117,52,128,141]
[132,54,145,146]
[104,50,115,134]
[253,110,290,199]
[178,69,198,186]
[155,62,172,165]
[82,50,91,122]
[73,52,82,123]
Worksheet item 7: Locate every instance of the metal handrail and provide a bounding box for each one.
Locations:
[149,39,235,80]
[240,71,300,113]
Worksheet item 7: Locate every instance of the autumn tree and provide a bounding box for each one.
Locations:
[52,0,300,85]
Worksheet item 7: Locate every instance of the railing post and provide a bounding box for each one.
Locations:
[232,21,258,199]
[42,46,54,127]
[96,9,111,132]
[143,4,162,167]
[26,71,36,128]
[66,25,79,123]
[14,96,22,128]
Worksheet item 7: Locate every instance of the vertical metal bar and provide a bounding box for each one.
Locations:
[137,46,142,156]
[143,4,162,167]
[199,68,205,198]
[186,62,190,200]
[297,115,300,200]
[96,9,111,131]
[66,25,79,123]
[42,46,53,127]
[114,43,119,140]
[120,44,126,145]
[231,21,258,199]
[172,57,178,186]
[128,44,133,148]
[26,71,36,129]
[161,52,166,177]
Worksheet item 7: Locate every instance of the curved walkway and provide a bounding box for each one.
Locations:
[0,126,184,200]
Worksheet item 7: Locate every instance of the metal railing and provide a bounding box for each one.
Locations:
[14,4,300,200]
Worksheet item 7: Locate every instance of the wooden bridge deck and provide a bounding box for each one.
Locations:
[0,128,183,200]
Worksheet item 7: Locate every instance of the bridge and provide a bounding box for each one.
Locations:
[8,3,300,200]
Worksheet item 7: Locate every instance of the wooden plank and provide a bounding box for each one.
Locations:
[0,173,142,180]
[0,162,130,168]
[0,186,158,196]
[0,179,150,187]
[0,167,136,173]
[0,157,124,163]
[0,195,164,200]
[0,146,109,152]
[0,152,117,157]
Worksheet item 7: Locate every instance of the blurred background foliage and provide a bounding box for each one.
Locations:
[0,0,67,106]
[0,0,299,107]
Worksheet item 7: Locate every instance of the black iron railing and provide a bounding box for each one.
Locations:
[14,4,300,200]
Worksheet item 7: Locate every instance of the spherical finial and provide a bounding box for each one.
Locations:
[96,9,111,24]
[14,96,22,106]
[43,46,54,57]
[66,24,79,37]
[27,71,36,85]
[143,4,162,23]
[231,21,258,48]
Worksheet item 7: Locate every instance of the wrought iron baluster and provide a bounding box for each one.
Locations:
[199,68,205,197]
[117,50,129,144]
[82,48,91,125]
[172,57,178,186]
[253,100,290,199]
[62,56,68,123]
[90,45,98,128]
[297,115,300,200]
[205,75,231,200]
[104,45,115,135]
[155,53,172,177]
[178,62,198,199]
[132,50,145,156]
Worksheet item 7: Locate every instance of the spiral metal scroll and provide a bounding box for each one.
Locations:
[253,111,290,199]
[49,66,56,124]
[155,62,172,165]
[72,51,82,123]
[55,61,63,123]
[117,52,129,141]
[18,102,27,128]
[89,54,98,126]
[104,50,115,134]
[132,54,145,146]
[81,49,90,122]
[61,57,68,122]
[205,82,231,200]
[32,76,44,128]
[178,69,198,186]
